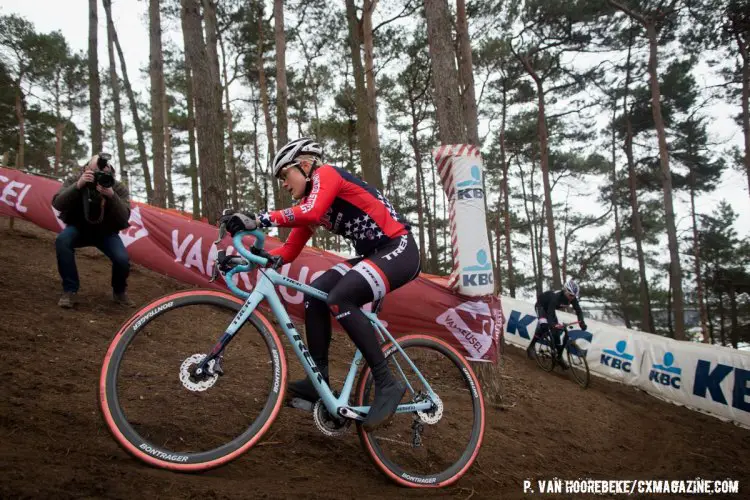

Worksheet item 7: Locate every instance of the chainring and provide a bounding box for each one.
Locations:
[313,399,351,437]
[179,354,219,392]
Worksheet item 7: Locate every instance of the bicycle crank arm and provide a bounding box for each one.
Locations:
[338,407,366,421]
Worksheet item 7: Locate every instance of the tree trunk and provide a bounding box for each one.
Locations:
[201,0,222,114]
[181,38,200,218]
[362,0,382,177]
[89,0,103,154]
[690,178,709,343]
[14,82,25,169]
[519,158,541,295]
[182,0,227,224]
[455,0,479,146]
[427,151,440,274]
[737,36,750,200]
[345,0,381,189]
[424,0,466,145]
[410,117,427,270]
[428,151,440,272]
[500,83,515,297]
[718,288,726,346]
[645,23,685,340]
[729,286,739,349]
[706,287,715,344]
[622,35,654,333]
[527,69,561,289]
[107,3,153,202]
[149,0,167,208]
[255,5,280,214]
[611,99,630,328]
[418,154,437,273]
[218,29,238,210]
[667,267,673,336]
[104,0,128,187]
[274,0,288,149]
[162,76,174,208]
[274,0,292,237]
[54,123,64,176]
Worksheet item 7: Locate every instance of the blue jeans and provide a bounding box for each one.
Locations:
[55,225,130,294]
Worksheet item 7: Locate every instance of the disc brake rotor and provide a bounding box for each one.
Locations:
[179,354,219,392]
[416,393,444,425]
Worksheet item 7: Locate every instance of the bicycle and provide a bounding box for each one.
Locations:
[532,321,590,389]
[99,223,485,488]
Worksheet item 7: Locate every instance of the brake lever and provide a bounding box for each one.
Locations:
[210,250,226,283]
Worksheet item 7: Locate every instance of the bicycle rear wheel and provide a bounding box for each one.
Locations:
[566,339,590,389]
[355,335,485,488]
[100,290,287,471]
[534,331,556,372]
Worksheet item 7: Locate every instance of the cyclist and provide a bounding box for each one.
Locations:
[220,138,421,431]
[526,279,588,365]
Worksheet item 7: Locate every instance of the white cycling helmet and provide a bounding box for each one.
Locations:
[564,279,580,299]
[272,137,323,178]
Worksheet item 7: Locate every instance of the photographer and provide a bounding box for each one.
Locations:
[52,153,133,308]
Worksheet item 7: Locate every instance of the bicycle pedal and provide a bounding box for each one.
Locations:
[287,397,315,413]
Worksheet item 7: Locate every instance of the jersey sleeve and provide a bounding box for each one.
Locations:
[269,226,314,263]
[572,298,584,322]
[257,166,342,228]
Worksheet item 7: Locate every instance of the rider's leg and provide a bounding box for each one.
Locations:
[527,309,547,358]
[328,234,421,430]
[288,264,353,401]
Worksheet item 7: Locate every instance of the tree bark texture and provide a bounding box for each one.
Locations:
[424,0,467,144]
[455,0,479,146]
[107,2,153,202]
[103,0,128,187]
[362,0,382,178]
[89,0,103,154]
[645,22,685,340]
[345,0,381,189]
[150,0,167,208]
[274,0,292,237]
[181,0,227,224]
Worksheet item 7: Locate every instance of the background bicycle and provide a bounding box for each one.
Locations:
[533,321,590,388]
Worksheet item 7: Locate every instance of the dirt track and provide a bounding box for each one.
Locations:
[1,217,749,499]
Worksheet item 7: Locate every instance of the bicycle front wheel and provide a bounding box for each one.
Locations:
[100,290,287,471]
[534,331,556,372]
[355,335,485,488]
[566,339,590,389]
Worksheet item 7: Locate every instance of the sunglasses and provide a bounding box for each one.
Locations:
[278,162,301,182]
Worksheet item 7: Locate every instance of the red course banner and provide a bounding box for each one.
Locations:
[1,167,503,361]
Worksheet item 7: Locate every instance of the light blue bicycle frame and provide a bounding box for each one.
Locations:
[206,229,435,420]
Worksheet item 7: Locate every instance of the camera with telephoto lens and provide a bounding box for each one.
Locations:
[93,152,115,188]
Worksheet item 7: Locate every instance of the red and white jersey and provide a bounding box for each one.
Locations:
[260,165,410,263]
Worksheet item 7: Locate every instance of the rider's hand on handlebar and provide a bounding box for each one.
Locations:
[219,211,258,236]
[554,323,564,330]
[580,321,587,331]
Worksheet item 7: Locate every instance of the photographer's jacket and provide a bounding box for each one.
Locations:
[52,176,131,236]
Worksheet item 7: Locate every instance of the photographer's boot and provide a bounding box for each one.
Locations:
[113,291,135,307]
[58,292,76,309]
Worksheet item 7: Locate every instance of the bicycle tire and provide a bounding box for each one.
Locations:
[99,289,287,471]
[566,339,590,389]
[534,331,556,372]
[355,335,485,488]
